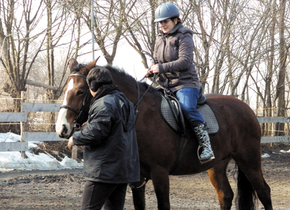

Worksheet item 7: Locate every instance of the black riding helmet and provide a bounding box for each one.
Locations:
[154,2,180,22]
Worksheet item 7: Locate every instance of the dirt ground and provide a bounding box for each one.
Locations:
[0,143,290,210]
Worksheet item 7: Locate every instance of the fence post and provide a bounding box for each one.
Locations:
[20,91,27,158]
[72,145,78,160]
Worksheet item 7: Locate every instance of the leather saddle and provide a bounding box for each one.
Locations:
[159,86,219,137]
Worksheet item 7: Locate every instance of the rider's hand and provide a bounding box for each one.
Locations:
[145,64,159,77]
[145,69,153,77]
[151,64,159,73]
[68,137,75,150]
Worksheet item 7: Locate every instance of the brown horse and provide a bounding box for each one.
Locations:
[55,58,273,210]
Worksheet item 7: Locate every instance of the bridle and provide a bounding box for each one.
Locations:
[60,68,155,137]
[60,73,90,130]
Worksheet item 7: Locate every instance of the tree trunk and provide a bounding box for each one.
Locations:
[45,0,57,131]
[275,0,287,136]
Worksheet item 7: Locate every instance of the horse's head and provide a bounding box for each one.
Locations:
[55,58,99,138]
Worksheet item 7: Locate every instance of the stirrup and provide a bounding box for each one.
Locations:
[197,145,215,164]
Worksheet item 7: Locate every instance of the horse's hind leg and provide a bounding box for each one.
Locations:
[208,157,234,210]
[233,146,273,210]
[235,158,273,210]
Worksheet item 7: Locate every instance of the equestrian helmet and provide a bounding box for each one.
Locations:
[154,2,180,23]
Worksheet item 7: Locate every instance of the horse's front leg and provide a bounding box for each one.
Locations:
[151,167,170,210]
[130,177,147,210]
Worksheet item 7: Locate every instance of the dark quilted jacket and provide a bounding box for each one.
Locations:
[153,23,200,92]
[72,90,140,183]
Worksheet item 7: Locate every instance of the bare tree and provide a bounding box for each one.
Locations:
[181,0,215,89]
[81,0,127,65]
[0,0,46,111]
[261,0,277,136]
[53,1,90,93]
[275,0,288,136]
[44,0,86,98]
[122,0,155,69]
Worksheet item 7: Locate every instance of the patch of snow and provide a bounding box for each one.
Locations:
[0,132,83,172]
[262,153,271,158]
[280,149,290,153]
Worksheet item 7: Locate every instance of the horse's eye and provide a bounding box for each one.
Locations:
[77,90,84,96]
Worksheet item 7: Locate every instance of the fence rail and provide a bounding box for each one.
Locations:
[257,116,290,123]
[0,102,63,152]
[0,113,27,122]
[0,102,290,152]
[23,132,63,141]
[1,142,28,151]
[22,102,61,112]
[261,136,290,143]
[258,116,290,143]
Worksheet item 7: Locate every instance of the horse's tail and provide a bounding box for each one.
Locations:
[236,167,257,210]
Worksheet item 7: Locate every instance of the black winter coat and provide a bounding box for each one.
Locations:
[72,87,140,183]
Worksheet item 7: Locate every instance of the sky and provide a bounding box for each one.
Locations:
[78,39,147,81]
[1,132,290,173]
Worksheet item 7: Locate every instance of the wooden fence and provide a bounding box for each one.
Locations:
[258,117,290,143]
[0,102,62,152]
[0,102,289,153]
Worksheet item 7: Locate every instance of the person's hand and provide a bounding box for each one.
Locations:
[151,64,159,73]
[145,64,159,77]
[68,136,75,151]
[145,69,153,77]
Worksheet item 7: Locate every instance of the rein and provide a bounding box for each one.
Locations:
[135,50,158,113]
[130,74,157,189]
[60,73,89,130]
[134,74,157,115]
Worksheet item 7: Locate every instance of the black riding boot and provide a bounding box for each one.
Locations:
[193,123,215,163]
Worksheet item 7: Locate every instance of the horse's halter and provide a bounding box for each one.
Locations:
[60,73,90,131]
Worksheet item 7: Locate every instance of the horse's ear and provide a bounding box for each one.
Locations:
[68,59,78,72]
[80,56,100,75]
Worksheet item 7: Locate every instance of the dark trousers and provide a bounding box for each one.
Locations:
[81,181,128,210]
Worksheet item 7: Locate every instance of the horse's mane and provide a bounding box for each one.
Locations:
[105,65,134,82]
[104,65,160,96]
[72,63,160,96]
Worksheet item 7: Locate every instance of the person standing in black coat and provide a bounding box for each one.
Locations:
[68,66,140,210]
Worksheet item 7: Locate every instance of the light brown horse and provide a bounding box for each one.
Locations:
[55,58,273,210]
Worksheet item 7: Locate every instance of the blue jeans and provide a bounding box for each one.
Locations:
[176,88,204,127]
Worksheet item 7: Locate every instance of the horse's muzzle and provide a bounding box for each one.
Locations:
[58,124,70,139]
